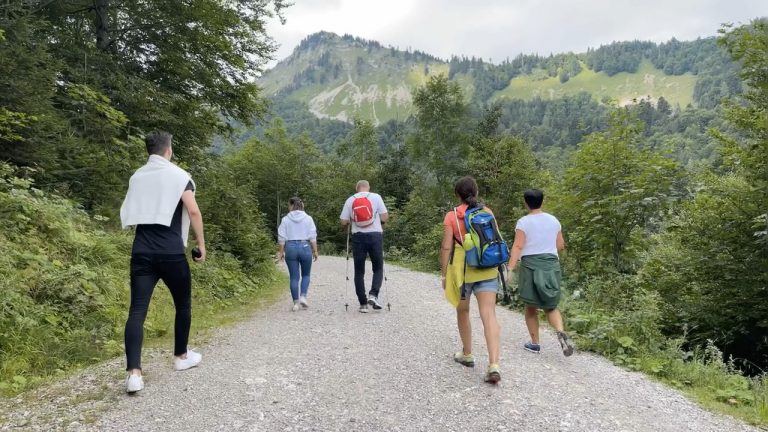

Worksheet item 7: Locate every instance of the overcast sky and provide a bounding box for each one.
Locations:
[265,0,766,66]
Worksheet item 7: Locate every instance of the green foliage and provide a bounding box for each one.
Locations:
[630,20,768,371]
[561,273,768,423]
[0,164,277,394]
[410,224,444,272]
[563,273,664,356]
[385,193,442,254]
[468,135,540,231]
[377,144,415,208]
[640,170,767,367]
[0,107,31,142]
[336,117,380,178]
[558,108,681,273]
[0,0,286,211]
[195,156,274,269]
[717,19,768,201]
[497,93,609,151]
[408,75,472,202]
[238,98,352,152]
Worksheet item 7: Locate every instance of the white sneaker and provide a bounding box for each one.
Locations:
[291,301,300,312]
[299,296,309,309]
[173,349,202,371]
[367,296,383,310]
[125,373,144,393]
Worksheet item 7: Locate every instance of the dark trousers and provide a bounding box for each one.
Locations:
[125,254,191,371]
[352,232,384,305]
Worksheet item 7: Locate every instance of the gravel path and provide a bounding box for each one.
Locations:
[1,257,759,431]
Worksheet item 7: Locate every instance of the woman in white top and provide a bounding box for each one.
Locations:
[509,189,574,357]
[277,197,319,311]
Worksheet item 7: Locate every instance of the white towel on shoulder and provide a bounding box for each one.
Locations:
[120,155,195,246]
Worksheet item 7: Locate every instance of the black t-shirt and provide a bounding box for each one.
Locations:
[132,181,194,255]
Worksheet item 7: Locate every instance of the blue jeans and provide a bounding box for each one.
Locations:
[285,241,312,301]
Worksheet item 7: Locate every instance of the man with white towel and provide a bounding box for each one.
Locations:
[119,131,206,394]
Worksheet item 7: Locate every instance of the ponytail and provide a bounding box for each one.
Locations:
[464,195,479,208]
[454,176,480,208]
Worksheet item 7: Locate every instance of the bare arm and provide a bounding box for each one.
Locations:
[508,229,526,270]
[556,231,565,252]
[181,190,205,262]
[340,199,350,226]
[440,224,454,288]
[380,212,389,223]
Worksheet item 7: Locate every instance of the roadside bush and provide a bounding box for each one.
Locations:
[0,164,276,394]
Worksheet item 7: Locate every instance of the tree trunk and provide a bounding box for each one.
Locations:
[94,0,110,51]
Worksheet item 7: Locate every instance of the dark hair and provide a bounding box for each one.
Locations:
[288,197,304,211]
[454,176,480,208]
[523,189,544,209]
[145,131,173,156]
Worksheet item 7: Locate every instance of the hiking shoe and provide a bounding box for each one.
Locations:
[453,351,475,367]
[359,305,369,313]
[367,295,383,310]
[524,342,541,353]
[291,301,300,312]
[173,349,202,371]
[557,331,574,357]
[125,373,144,394]
[484,363,501,384]
[299,296,309,309]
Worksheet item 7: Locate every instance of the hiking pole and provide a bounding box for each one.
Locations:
[345,225,350,312]
[382,235,391,312]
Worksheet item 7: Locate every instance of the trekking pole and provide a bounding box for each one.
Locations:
[383,235,391,312]
[345,224,350,312]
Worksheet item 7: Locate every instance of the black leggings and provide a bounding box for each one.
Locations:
[125,254,191,371]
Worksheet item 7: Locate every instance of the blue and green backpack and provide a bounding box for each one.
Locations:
[459,206,510,268]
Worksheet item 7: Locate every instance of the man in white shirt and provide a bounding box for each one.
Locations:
[340,180,389,312]
[509,189,574,357]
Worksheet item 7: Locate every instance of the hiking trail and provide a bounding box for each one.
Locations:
[0,257,757,432]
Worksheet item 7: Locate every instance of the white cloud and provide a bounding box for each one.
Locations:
[266,0,767,65]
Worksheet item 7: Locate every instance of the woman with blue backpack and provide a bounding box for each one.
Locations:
[440,176,503,384]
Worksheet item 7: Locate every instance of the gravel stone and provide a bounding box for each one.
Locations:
[0,257,759,432]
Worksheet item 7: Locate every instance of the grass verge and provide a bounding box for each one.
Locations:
[0,271,287,429]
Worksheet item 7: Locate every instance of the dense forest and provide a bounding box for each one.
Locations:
[0,1,767,424]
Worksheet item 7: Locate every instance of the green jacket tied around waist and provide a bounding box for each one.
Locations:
[518,253,562,310]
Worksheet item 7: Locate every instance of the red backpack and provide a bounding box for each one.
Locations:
[351,193,375,227]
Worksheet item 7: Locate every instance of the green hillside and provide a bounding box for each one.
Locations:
[259,32,734,124]
[494,60,696,107]
[260,32,448,124]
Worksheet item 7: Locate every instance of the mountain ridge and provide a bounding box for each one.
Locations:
[258,31,737,125]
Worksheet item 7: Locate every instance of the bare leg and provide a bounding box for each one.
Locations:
[476,292,501,364]
[525,305,540,344]
[456,298,472,354]
[545,308,565,333]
